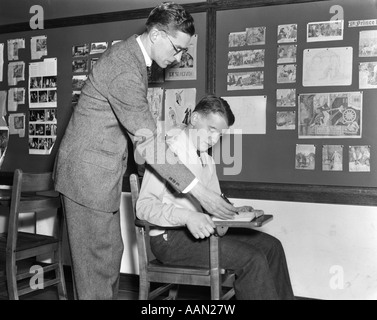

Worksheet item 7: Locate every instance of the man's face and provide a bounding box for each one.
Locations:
[190,112,229,152]
[152,30,192,68]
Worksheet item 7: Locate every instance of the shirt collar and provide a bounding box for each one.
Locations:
[136,35,153,68]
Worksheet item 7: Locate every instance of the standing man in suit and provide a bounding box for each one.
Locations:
[53,2,236,300]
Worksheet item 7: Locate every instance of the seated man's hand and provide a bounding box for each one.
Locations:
[236,205,254,213]
[190,182,237,220]
[185,211,216,239]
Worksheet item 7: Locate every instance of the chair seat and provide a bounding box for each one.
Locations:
[148,260,210,276]
[0,232,58,254]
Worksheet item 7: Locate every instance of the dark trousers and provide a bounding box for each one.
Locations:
[62,195,124,300]
[150,228,294,300]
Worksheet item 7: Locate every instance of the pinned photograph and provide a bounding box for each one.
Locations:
[90,42,108,55]
[245,27,266,46]
[277,89,296,107]
[359,62,377,89]
[276,111,295,130]
[228,50,265,69]
[277,64,296,83]
[299,92,363,139]
[229,31,246,47]
[303,47,353,87]
[7,38,25,61]
[227,71,264,90]
[31,35,47,60]
[277,24,297,43]
[277,45,297,64]
[72,44,89,58]
[349,146,370,172]
[322,145,343,171]
[295,144,316,170]
[307,20,344,42]
[147,87,164,124]
[72,75,87,91]
[359,30,377,57]
[72,59,88,73]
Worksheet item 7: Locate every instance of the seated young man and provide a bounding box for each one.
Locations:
[136,95,294,300]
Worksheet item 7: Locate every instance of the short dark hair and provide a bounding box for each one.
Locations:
[194,95,235,127]
[146,2,195,36]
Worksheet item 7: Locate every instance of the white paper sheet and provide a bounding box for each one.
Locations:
[221,96,266,134]
[0,43,3,82]
[31,35,47,60]
[303,47,353,87]
[8,113,25,137]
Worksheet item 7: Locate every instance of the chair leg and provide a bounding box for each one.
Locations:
[6,256,18,300]
[56,253,67,300]
[138,277,150,300]
[168,285,179,300]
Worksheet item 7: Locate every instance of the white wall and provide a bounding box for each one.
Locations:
[119,192,377,300]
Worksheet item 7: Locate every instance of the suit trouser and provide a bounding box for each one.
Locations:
[61,195,124,300]
[150,228,294,300]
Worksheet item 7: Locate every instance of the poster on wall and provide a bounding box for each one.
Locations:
[298,91,363,139]
[322,145,343,172]
[295,144,316,170]
[227,71,264,90]
[164,88,196,133]
[277,24,297,43]
[165,34,197,81]
[8,87,25,112]
[7,38,25,61]
[276,111,295,130]
[31,35,48,60]
[228,49,265,69]
[359,30,377,57]
[349,146,371,172]
[307,20,344,42]
[28,58,57,155]
[0,127,9,169]
[245,27,266,46]
[221,96,266,134]
[8,113,25,137]
[359,62,377,89]
[8,61,25,86]
[277,89,296,107]
[303,47,353,87]
[229,31,246,47]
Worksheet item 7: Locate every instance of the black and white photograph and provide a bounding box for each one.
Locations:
[277,64,296,83]
[277,45,297,64]
[349,146,371,172]
[277,24,297,43]
[90,42,108,54]
[322,145,343,171]
[295,144,316,170]
[277,89,296,107]
[72,59,88,73]
[307,20,344,42]
[72,75,87,91]
[359,30,377,57]
[276,111,295,130]
[245,27,266,45]
[359,62,377,89]
[72,44,89,57]
[228,49,265,69]
[229,31,246,47]
[227,71,264,90]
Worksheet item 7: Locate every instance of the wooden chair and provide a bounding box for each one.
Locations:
[0,169,67,300]
[130,173,273,300]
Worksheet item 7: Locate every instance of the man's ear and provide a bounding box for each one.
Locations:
[190,111,199,126]
[149,28,160,44]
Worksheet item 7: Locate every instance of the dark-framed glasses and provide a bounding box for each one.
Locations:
[162,30,189,56]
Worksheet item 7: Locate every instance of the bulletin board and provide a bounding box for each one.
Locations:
[0,12,207,173]
[215,0,377,188]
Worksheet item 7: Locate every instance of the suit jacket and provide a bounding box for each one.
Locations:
[54,35,195,212]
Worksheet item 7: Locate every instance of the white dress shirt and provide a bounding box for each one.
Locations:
[136,125,221,235]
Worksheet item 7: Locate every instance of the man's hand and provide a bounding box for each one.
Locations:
[190,182,237,220]
[185,211,216,239]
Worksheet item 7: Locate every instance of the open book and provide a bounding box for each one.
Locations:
[212,209,265,222]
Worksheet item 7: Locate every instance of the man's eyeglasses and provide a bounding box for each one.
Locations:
[162,31,189,56]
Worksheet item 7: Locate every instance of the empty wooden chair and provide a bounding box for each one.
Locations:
[0,169,67,300]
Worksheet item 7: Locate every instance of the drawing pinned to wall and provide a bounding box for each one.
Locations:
[349,146,370,172]
[276,111,295,130]
[90,42,108,55]
[228,49,265,69]
[0,43,3,82]
[166,34,197,81]
[147,87,164,124]
[164,88,196,133]
[8,61,25,86]
[227,71,264,90]
[72,59,88,73]
[307,20,344,42]
[8,88,25,112]
[277,45,297,64]
[72,44,89,58]
[221,96,267,134]
[277,64,296,84]
[7,38,25,61]
[8,113,25,137]
[295,144,316,170]
[31,35,47,60]
[299,92,363,139]
[359,62,377,89]
[322,145,343,171]
[245,27,266,46]
[303,47,353,87]
[229,31,246,47]
[72,75,87,91]
[277,89,296,107]
[359,30,377,57]
[277,24,297,43]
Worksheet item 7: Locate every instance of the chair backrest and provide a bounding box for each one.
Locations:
[7,169,61,254]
